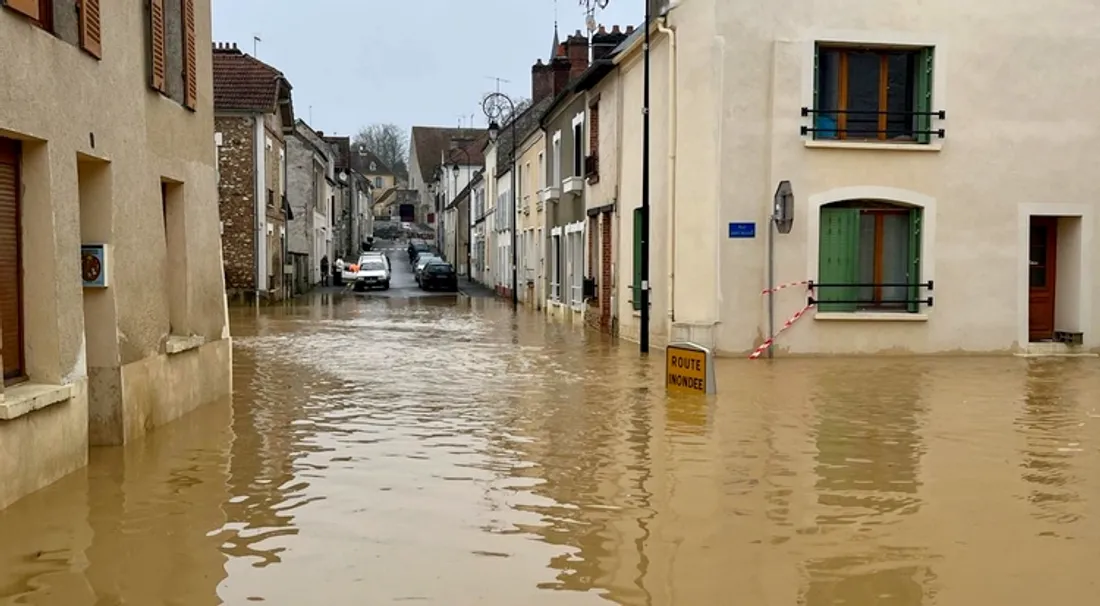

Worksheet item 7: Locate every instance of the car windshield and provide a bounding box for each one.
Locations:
[362,261,386,271]
[426,264,453,274]
[417,257,436,265]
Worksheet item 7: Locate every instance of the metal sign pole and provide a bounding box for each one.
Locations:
[767,213,775,359]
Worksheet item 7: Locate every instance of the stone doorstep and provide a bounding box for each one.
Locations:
[0,383,74,421]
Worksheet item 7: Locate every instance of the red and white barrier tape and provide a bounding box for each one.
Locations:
[760,280,811,296]
[748,303,814,359]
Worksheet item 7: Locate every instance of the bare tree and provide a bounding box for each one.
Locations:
[353,123,409,182]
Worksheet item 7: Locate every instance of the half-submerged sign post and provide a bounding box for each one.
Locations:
[665,342,716,395]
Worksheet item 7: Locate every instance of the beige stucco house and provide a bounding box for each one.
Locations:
[516,125,547,308]
[604,0,1100,356]
[0,0,231,509]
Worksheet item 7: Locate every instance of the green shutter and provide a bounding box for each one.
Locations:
[907,208,923,313]
[817,207,860,312]
[633,208,643,311]
[812,45,820,139]
[915,47,934,144]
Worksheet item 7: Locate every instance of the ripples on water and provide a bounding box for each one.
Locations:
[0,293,1098,605]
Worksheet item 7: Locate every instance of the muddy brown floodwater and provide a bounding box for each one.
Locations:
[2,292,1099,605]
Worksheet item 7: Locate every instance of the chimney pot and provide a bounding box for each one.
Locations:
[612,25,621,34]
[598,25,607,34]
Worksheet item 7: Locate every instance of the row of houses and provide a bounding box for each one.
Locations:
[439,0,1100,357]
[0,0,237,509]
[211,43,398,300]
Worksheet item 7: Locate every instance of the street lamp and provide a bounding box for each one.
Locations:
[482,92,518,312]
[451,162,460,267]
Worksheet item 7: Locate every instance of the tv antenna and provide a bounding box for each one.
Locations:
[485,76,511,94]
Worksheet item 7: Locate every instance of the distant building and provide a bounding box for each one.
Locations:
[287,120,336,292]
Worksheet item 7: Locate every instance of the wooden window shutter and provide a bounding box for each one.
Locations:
[79,0,103,59]
[3,0,39,20]
[150,0,167,93]
[906,208,923,313]
[0,139,24,382]
[182,0,197,108]
[914,47,935,144]
[816,207,860,312]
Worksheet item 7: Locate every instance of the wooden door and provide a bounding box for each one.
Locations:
[0,138,24,384]
[1028,217,1058,342]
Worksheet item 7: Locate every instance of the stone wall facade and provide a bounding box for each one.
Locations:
[216,115,257,293]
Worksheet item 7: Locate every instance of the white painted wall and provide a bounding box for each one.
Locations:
[608,0,1100,355]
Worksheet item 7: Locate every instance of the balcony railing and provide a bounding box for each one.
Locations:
[800,108,946,142]
[807,280,934,310]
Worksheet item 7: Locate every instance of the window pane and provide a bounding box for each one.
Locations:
[886,52,916,139]
[816,49,841,140]
[881,213,911,302]
[846,52,881,138]
[857,213,876,303]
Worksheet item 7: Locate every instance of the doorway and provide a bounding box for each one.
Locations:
[1028,216,1057,341]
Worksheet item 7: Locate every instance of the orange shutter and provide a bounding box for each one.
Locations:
[79,0,102,59]
[182,0,197,108]
[3,0,39,20]
[150,0,166,92]
[0,139,24,383]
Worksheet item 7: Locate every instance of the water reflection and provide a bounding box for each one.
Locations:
[0,293,1099,605]
[1017,360,1085,527]
[801,362,934,605]
[0,400,233,605]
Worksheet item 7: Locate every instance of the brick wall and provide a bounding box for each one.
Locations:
[601,212,613,330]
[216,116,257,293]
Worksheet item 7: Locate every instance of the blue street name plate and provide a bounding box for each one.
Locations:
[728,222,756,238]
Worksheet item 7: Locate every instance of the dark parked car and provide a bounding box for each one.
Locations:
[407,240,431,263]
[419,261,457,292]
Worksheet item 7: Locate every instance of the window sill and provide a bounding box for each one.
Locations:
[0,383,74,421]
[804,140,943,152]
[814,312,929,322]
[166,334,206,355]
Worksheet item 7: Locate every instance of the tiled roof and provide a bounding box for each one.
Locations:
[212,43,291,113]
[411,127,487,183]
[350,148,392,175]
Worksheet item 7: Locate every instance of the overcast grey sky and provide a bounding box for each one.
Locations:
[212,0,642,138]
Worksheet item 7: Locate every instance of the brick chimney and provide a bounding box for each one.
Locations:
[566,30,589,80]
[592,25,630,62]
[532,59,553,103]
[551,43,571,95]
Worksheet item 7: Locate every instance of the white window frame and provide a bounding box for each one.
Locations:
[551,131,562,186]
[566,221,585,309]
[550,226,563,302]
[571,112,585,177]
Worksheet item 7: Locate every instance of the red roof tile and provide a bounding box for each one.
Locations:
[212,42,291,113]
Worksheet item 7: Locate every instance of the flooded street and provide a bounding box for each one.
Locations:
[2,256,1100,604]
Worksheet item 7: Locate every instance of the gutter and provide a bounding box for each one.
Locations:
[657,18,678,322]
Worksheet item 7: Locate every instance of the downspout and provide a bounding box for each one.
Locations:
[657,19,677,323]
